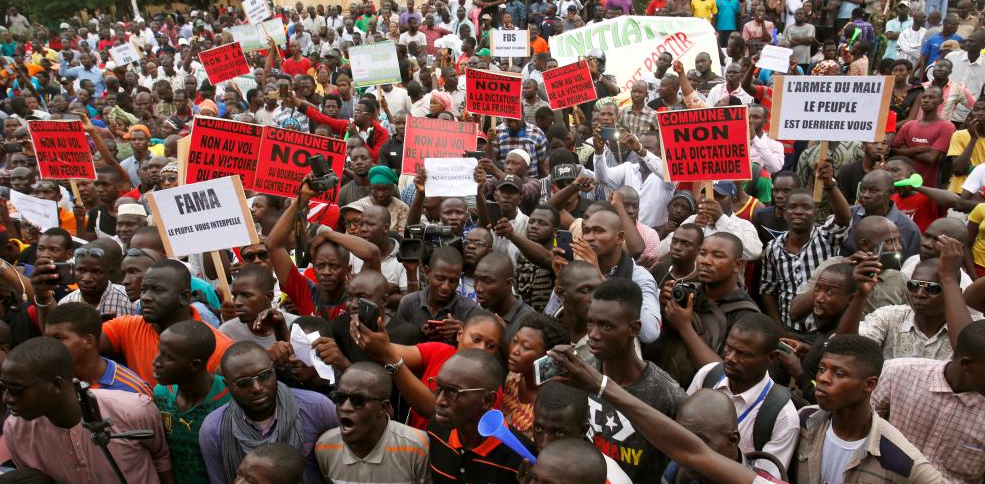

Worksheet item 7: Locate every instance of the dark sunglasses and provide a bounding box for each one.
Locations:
[329,391,385,409]
[126,247,159,262]
[75,247,106,259]
[241,250,269,262]
[229,368,276,389]
[906,280,942,296]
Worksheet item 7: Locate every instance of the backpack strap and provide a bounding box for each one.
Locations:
[753,383,792,452]
[701,362,726,389]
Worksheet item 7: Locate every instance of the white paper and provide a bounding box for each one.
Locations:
[9,191,58,231]
[770,76,890,142]
[261,17,288,46]
[110,43,141,66]
[146,176,258,258]
[306,331,335,383]
[424,158,479,197]
[756,45,794,73]
[243,0,272,25]
[290,325,335,384]
[230,24,265,52]
[348,42,402,88]
[491,29,529,58]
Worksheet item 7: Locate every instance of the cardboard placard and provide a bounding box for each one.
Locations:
[262,17,288,46]
[244,0,272,24]
[255,127,347,203]
[770,76,893,142]
[491,29,530,57]
[424,158,479,197]
[348,41,401,88]
[9,190,59,231]
[230,24,265,52]
[756,45,794,73]
[146,176,259,258]
[28,120,95,180]
[549,16,719,91]
[657,106,751,182]
[465,68,523,119]
[186,117,264,187]
[402,117,478,175]
[109,43,141,66]
[199,42,251,85]
[543,60,598,110]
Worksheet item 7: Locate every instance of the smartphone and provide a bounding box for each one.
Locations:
[357,298,379,332]
[533,354,565,385]
[427,54,435,68]
[0,143,22,153]
[555,229,574,261]
[486,201,502,224]
[278,82,290,99]
[878,246,902,272]
[600,127,619,141]
[778,341,794,355]
[867,241,885,278]
[54,262,75,285]
[464,150,485,160]
[425,319,445,329]
[397,238,424,262]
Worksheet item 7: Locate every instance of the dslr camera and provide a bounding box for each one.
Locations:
[398,223,460,262]
[671,281,704,308]
[305,154,340,193]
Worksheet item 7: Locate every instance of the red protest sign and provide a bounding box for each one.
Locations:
[466,68,522,119]
[199,42,250,85]
[402,117,478,175]
[656,106,751,183]
[187,117,264,187]
[28,120,95,180]
[255,127,347,204]
[543,60,597,110]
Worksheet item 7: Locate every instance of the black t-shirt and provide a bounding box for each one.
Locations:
[377,137,404,173]
[86,205,116,236]
[751,206,787,247]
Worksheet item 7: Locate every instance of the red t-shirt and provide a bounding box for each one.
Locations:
[283,267,347,320]
[646,0,668,14]
[281,57,312,76]
[408,342,504,430]
[892,119,956,186]
[892,192,941,232]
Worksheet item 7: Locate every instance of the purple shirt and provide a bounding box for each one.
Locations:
[400,11,423,27]
[198,388,338,484]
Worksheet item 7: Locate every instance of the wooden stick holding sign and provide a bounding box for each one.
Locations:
[69,180,83,208]
[210,251,231,301]
[814,140,829,202]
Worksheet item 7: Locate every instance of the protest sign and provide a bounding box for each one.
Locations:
[756,45,793,73]
[255,127,347,203]
[9,191,58,231]
[262,17,288,45]
[769,76,893,142]
[657,106,751,183]
[402,117,478,175]
[543,60,598,109]
[244,0,272,24]
[230,24,265,52]
[199,43,251,85]
[348,42,401,88]
[146,176,259,258]
[424,158,479,197]
[109,43,140,66]
[187,117,264,187]
[549,16,719,92]
[465,69,523,119]
[28,120,95,180]
[491,29,530,57]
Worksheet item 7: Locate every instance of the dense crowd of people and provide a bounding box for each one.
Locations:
[0,0,982,483]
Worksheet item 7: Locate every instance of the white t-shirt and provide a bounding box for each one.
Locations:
[820,424,865,484]
[961,162,985,195]
[350,238,408,291]
[398,31,428,47]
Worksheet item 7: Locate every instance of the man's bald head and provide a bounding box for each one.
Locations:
[362,204,391,225]
[862,169,894,191]
[926,217,966,243]
[854,215,894,246]
[587,208,621,231]
[615,185,640,203]
[475,251,514,278]
[676,389,742,463]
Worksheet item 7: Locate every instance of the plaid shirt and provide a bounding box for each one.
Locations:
[59,283,135,318]
[493,122,548,176]
[619,105,660,138]
[859,306,953,360]
[872,358,985,484]
[760,215,849,331]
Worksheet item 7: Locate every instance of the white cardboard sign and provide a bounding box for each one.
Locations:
[243,0,272,25]
[770,75,894,142]
[146,176,259,258]
[424,158,478,197]
[756,45,794,73]
[109,43,141,66]
[9,191,59,231]
[491,29,529,58]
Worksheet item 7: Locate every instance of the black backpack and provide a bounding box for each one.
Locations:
[701,362,792,452]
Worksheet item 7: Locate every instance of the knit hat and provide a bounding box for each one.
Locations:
[671,190,696,211]
[507,149,530,166]
[368,165,398,185]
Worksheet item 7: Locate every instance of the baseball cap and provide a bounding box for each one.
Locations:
[551,164,581,185]
[712,181,737,197]
[566,4,578,10]
[481,13,492,20]
[897,1,910,7]
[496,174,523,192]
[59,22,70,30]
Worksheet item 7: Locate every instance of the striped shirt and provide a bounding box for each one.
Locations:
[92,357,152,397]
[618,105,660,138]
[761,215,850,331]
[59,283,135,318]
[316,419,430,484]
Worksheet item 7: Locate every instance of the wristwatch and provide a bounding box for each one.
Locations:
[384,358,405,375]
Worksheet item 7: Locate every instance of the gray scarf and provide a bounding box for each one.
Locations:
[220,382,306,483]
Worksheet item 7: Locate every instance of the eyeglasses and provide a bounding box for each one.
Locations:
[0,378,43,396]
[427,376,488,402]
[906,280,943,296]
[241,250,269,262]
[229,368,276,389]
[329,391,385,409]
[75,247,106,259]
[126,247,159,262]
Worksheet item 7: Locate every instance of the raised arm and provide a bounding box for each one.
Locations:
[938,236,973,350]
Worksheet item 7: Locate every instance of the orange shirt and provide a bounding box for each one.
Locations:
[102,306,233,385]
[58,207,78,236]
[531,37,549,55]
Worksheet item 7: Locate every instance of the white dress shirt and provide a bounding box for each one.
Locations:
[897,26,927,63]
[592,147,676,227]
[658,212,763,261]
[945,50,985,122]
[749,132,785,174]
[706,82,754,107]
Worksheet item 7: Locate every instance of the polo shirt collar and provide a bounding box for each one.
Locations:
[342,420,391,465]
[98,357,118,386]
[897,315,948,341]
[715,372,772,406]
[502,297,527,323]
[929,361,985,406]
[448,425,503,457]
[419,287,460,317]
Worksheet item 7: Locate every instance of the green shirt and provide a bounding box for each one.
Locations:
[154,376,231,484]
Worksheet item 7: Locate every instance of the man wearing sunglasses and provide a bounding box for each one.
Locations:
[200,341,338,484]
[315,362,429,483]
[836,235,973,361]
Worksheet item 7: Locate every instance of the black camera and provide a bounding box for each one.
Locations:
[306,154,339,193]
[398,224,460,262]
[671,282,703,308]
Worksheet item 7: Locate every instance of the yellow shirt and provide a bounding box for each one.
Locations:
[968,203,985,266]
[947,129,985,193]
[691,0,718,22]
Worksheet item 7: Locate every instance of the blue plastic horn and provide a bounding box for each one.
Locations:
[477,409,537,463]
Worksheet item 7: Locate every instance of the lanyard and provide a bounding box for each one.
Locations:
[719,375,772,424]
